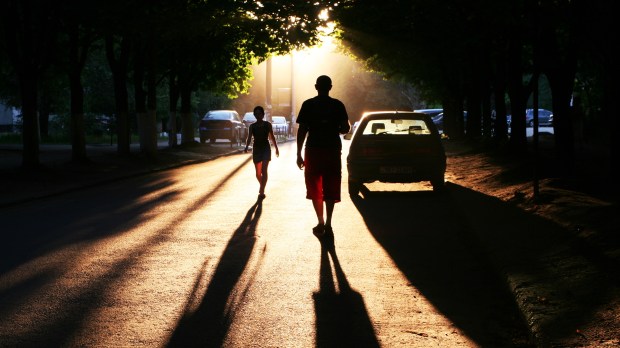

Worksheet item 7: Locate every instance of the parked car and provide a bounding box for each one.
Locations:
[430,111,468,131]
[414,108,445,130]
[507,108,553,127]
[413,108,443,117]
[271,116,289,135]
[198,110,247,146]
[346,111,446,196]
[343,121,360,140]
[351,120,360,135]
[242,112,256,128]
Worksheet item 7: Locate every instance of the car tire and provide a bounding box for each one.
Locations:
[230,131,239,147]
[348,179,361,197]
[210,138,216,144]
[200,136,206,144]
[431,175,445,192]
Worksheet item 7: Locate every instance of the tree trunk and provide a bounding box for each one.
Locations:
[105,34,131,156]
[133,48,149,155]
[465,81,482,140]
[38,91,50,140]
[168,73,179,147]
[492,59,509,142]
[68,23,88,163]
[547,71,575,174]
[144,55,158,158]
[2,0,43,169]
[506,38,528,154]
[180,85,195,145]
[19,72,40,169]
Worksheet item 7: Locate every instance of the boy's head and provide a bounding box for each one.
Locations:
[254,105,265,119]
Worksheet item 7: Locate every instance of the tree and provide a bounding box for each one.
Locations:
[1,0,59,169]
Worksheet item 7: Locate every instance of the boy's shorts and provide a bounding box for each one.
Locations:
[304,148,342,202]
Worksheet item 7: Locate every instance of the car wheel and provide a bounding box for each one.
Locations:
[431,175,445,192]
[210,138,216,144]
[348,179,361,197]
[200,136,206,144]
[230,131,239,147]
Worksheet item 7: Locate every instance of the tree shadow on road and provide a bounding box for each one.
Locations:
[166,198,264,347]
[312,232,380,347]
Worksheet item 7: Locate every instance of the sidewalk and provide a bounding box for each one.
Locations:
[0,140,243,207]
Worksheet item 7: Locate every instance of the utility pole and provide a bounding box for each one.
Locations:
[290,52,296,138]
[265,57,272,122]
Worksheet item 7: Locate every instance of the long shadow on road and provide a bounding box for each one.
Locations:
[167,198,264,348]
[351,186,533,347]
[313,231,380,348]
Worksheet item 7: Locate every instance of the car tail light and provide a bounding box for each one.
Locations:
[410,147,432,154]
[362,147,383,156]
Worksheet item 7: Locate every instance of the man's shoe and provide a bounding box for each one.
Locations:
[324,225,333,236]
[312,224,325,237]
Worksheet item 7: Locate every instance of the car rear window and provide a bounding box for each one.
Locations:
[362,119,431,135]
[206,112,231,120]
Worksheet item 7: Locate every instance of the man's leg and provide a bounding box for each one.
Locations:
[312,198,324,225]
[325,200,335,227]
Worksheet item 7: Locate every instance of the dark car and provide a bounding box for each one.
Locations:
[431,111,468,131]
[507,108,553,127]
[198,110,247,146]
[413,108,444,130]
[346,111,446,196]
[413,108,443,117]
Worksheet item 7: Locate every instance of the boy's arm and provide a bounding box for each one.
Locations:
[268,126,279,157]
[244,125,252,152]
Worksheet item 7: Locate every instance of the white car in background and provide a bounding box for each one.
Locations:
[242,112,256,128]
[271,116,289,135]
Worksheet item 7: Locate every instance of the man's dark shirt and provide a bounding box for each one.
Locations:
[296,95,349,150]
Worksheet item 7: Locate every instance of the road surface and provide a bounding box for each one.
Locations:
[0,141,532,347]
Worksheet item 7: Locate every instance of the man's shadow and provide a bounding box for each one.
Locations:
[167,198,263,347]
[313,233,380,347]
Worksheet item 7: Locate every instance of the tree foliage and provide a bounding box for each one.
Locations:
[332,0,616,177]
[0,0,337,167]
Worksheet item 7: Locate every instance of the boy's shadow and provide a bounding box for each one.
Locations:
[313,234,380,347]
[166,198,263,347]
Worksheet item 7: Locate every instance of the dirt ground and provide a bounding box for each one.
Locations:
[443,135,620,347]
[444,136,618,259]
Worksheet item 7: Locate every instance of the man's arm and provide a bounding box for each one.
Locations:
[296,123,309,169]
[337,101,350,134]
[339,119,351,134]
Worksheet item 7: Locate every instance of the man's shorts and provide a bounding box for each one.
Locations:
[252,145,272,164]
[304,148,342,202]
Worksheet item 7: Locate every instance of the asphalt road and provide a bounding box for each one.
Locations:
[0,141,533,347]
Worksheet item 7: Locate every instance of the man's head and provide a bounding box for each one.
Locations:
[315,75,332,93]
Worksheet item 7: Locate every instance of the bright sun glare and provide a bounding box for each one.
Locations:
[246,9,361,116]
